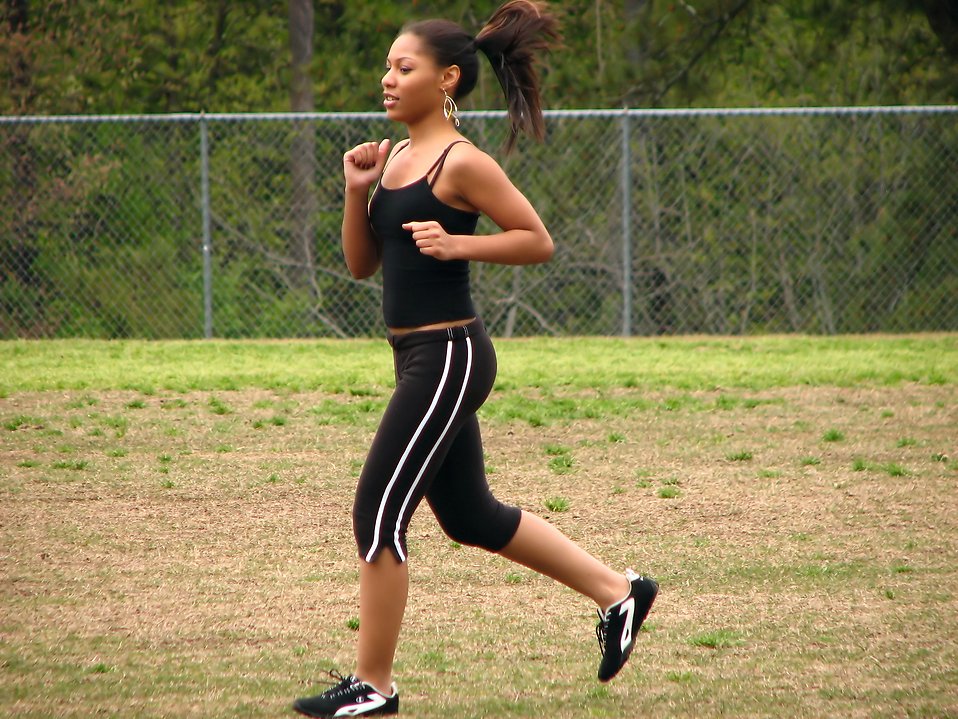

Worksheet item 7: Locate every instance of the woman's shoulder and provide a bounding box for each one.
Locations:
[444,140,504,181]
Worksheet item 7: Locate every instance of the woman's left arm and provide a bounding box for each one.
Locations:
[403,148,554,265]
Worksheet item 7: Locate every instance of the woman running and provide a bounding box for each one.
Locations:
[293,2,657,716]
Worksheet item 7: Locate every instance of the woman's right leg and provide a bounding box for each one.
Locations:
[355,552,407,692]
[350,325,494,690]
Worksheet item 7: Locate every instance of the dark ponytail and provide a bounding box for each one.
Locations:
[402,1,560,152]
[475,1,560,151]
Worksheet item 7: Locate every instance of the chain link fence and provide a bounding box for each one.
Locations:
[2,107,956,338]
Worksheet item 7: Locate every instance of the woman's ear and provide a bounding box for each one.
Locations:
[442,65,462,95]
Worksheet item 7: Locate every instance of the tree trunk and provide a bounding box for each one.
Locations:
[919,0,958,59]
[4,0,41,335]
[288,0,317,291]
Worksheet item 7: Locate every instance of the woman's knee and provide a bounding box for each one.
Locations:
[435,501,522,552]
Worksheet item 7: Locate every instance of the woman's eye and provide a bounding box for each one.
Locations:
[400,67,411,74]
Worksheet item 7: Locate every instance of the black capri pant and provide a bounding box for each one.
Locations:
[353,319,522,563]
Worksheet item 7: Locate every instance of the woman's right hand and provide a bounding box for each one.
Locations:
[343,139,391,192]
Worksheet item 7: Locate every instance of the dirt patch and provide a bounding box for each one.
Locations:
[1,385,955,718]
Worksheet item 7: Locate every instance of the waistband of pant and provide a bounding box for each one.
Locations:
[387,317,485,349]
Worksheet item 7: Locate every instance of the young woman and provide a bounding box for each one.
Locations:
[293,2,657,716]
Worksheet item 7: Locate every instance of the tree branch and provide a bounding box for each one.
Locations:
[652,0,752,105]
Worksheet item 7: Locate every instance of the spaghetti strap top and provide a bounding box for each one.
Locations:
[379,139,468,188]
[369,140,480,328]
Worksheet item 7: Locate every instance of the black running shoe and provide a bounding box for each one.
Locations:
[596,569,658,682]
[293,670,399,717]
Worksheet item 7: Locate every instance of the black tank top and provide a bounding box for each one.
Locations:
[369,140,479,328]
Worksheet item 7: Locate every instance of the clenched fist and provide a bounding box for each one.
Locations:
[343,139,391,192]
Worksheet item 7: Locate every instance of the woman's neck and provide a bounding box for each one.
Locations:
[404,115,462,149]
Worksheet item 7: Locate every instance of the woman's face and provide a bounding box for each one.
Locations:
[381,33,446,125]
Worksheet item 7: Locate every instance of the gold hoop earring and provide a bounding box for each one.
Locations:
[442,89,460,128]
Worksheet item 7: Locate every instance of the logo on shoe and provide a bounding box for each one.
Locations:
[334,692,388,716]
[618,596,636,654]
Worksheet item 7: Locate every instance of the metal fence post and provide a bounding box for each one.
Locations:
[620,108,633,337]
[200,113,213,339]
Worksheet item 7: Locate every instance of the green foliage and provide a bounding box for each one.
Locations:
[3,1,953,115]
[1,0,289,114]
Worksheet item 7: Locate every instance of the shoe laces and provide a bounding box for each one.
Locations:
[317,669,360,698]
[595,608,609,653]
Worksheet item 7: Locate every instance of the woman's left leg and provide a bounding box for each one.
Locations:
[427,417,656,683]
[498,511,630,609]
[425,415,629,609]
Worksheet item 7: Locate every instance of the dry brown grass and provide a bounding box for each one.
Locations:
[2,384,956,718]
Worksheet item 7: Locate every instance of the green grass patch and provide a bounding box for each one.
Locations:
[310,399,384,427]
[688,629,743,649]
[3,415,44,431]
[208,397,232,415]
[51,459,88,471]
[253,416,288,429]
[66,396,98,409]
[883,462,909,477]
[4,335,955,393]
[544,496,570,512]
[99,415,129,438]
[547,454,574,474]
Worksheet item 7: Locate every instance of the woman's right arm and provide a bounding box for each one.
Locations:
[341,139,392,279]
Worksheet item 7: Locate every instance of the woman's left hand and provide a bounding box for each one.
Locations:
[402,221,460,261]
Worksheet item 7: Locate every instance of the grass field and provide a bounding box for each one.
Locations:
[2,335,956,718]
